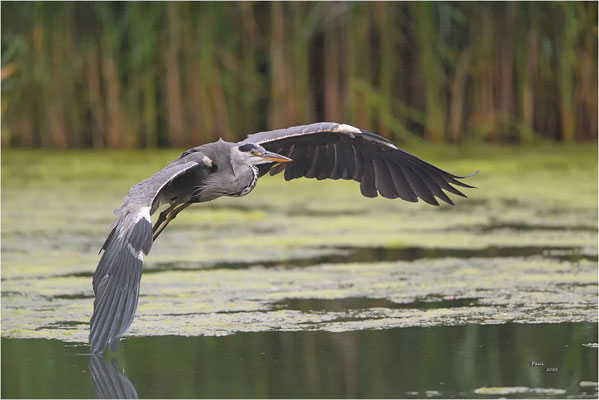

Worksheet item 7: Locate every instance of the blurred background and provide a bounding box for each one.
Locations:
[2,2,597,398]
[1,1,597,148]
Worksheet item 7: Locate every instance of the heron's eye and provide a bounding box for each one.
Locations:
[250,150,257,155]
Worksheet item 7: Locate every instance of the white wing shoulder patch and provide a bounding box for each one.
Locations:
[335,124,361,135]
[335,123,398,149]
[201,156,213,167]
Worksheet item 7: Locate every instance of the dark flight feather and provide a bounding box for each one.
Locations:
[373,156,399,199]
[242,122,476,204]
[359,157,378,198]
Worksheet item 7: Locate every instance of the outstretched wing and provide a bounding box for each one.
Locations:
[90,160,201,354]
[242,122,476,205]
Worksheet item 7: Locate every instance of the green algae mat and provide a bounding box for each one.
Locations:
[2,144,597,344]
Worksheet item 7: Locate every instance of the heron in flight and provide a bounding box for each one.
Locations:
[90,122,476,353]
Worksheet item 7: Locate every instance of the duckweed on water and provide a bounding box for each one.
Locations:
[2,256,596,343]
[1,145,597,342]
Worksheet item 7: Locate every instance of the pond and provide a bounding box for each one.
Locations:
[2,323,598,398]
[1,144,597,398]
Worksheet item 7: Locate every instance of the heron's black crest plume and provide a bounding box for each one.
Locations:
[238,143,258,152]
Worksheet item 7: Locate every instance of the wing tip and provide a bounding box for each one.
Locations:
[419,196,440,206]
[91,227,145,355]
[453,169,479,180]
[450,170,478,189]
[89,334,106,354]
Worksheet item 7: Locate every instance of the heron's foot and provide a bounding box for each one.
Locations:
[152,206,174,234]
[152,203,191,241]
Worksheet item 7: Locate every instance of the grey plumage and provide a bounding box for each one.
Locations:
[90,122,477,354]
[90,151,214,353]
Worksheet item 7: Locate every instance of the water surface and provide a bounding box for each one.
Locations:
[1,146,597,397]
[2,323,597,398]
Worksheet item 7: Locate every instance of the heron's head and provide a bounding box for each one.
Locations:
[236,143,292,165]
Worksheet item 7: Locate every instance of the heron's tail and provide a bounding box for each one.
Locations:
[90,209,152,354]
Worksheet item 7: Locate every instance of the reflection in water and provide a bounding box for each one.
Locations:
[89,356,138,399]
[1,323,597,398]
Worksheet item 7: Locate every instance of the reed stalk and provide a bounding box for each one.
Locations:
[1,2,596,148]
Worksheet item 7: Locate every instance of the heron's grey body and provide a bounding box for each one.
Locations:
[158,140,259,204]
[90,122,477,354]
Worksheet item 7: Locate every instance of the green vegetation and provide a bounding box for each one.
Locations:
[1,2,597,148]
[1,145,596,343]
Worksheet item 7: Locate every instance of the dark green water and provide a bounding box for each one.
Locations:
[2,323,597,398]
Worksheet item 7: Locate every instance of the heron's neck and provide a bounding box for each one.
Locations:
[229,147,254,177]
[228,161,259,197]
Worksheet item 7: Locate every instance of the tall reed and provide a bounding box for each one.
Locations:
[1,2,596,148]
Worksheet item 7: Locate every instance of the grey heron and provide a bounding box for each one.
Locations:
[90,122,477,354]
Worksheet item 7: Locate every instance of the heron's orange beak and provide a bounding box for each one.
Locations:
[261,151,292,163]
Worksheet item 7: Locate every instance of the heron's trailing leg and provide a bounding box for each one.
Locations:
[152,203,191,241]
[152,204,177,235]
